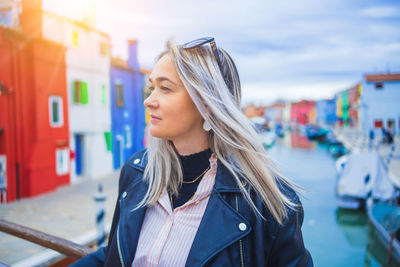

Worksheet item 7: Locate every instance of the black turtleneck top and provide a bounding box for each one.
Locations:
[171,148,213,209]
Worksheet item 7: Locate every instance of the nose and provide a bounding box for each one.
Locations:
[143,92,158,109]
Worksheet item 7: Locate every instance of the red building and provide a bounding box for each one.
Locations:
[0,4,69,202]
[347,84,361,128]
[290,100,315,126]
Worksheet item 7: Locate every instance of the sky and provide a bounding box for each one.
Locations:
[42,0,400,105]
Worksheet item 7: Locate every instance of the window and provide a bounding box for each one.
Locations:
[104,132,112,151]
[374,120,383,128]
[49,96,63,127]
[72,30,79,46]
[72,81,89,104]
[100,42,108,55]
[101,84,106,105]
[0,155,6,191]
[124,125,132,148]
[375,82,383,89]
[116,82,124,107]
[55,148,69,175]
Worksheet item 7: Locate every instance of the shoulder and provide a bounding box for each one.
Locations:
[118,148,148,193]
[277,180,300,205]
[125,148,148,170]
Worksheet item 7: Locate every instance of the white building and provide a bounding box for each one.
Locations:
[41,11,113,182]
[359,73,400,137]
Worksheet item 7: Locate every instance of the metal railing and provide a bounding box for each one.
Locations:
[0,219,94,259]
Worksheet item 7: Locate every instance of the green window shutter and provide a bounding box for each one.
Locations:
[72,81,77,103]
[104,132,112,151]
[101,84,106,105]
[81,82,88,104]
[52,101,59,123]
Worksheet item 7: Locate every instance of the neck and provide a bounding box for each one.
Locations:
[173,132,210,156]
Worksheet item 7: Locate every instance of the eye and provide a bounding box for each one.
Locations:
[147,85,155,92]
[161,86,171,92]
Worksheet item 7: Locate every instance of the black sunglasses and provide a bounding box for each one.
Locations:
[182,37,224,73]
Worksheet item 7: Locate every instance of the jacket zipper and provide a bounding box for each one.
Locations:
[235,194,245,267]
[117,224,126,267]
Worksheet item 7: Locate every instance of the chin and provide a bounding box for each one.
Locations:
[149,127,167,139]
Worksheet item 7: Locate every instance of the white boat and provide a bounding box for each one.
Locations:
[336,152,397,209]
[336,154,349,174]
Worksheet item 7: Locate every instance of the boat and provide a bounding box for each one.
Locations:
[336,154,349,174]
[336,152,397,210]
[259,131,276,149]
[367,202,400,265]
[305,124,329,141]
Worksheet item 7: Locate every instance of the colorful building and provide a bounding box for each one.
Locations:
[335,84,361,128]
[316,99,337,128]
[359,73,400,136]
[39,8,113,182]
[290,100,315,126]
[0,8,69,202]
[110,40,146,169]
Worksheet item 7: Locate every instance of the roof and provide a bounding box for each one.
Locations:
[365,73,400,82]
[140,68,151,75]
[111,57,134,72]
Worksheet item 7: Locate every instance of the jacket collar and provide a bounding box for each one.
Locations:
[124,149,251,267]
[127,149,242,193]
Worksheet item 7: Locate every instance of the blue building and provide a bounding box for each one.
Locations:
[359,73,400,136]
[110,40,146,169]
[316,99,337,128]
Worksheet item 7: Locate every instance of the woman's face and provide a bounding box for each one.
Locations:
[144,54,204,142]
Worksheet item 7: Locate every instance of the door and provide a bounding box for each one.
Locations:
[75,134,84,175]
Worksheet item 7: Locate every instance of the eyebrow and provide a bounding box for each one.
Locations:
[148,77,177,86]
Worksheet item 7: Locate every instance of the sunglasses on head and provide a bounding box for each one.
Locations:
[182,37,224,73]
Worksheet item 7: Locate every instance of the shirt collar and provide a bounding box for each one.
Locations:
[128,149,243,193]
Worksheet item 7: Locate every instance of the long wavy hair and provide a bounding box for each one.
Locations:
[138,39,299,223]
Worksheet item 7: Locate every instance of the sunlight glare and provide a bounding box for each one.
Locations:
[43,0,97,23]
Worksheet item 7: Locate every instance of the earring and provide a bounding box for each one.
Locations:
[203,120,211,131]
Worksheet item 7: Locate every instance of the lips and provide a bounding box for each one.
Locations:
[150,114,161,120]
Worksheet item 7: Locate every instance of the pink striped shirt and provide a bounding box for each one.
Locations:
[132,153,218,267]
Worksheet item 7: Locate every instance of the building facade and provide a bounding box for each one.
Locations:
[0,19,69,202]
[316,99,337,128]
[40,10,113,182]
[110,40,146,169]
[290,100,315,126]
[359,73,400,136]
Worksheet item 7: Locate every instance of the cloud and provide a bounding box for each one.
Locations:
[43,0,400,103]
[359,5,400,18]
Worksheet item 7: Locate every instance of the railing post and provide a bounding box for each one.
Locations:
[93,184,106,247]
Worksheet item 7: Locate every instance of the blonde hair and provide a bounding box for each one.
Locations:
[139,39,299,223]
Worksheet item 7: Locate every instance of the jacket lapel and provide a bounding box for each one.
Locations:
[185,160,252,266]
[118,160,148,266]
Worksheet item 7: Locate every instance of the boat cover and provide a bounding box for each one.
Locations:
[337,152,396,201]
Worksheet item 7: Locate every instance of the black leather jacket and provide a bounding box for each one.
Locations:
[71,149,313,267]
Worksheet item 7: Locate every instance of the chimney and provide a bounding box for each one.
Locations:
[19,0,42,38]
[127,39,140,72]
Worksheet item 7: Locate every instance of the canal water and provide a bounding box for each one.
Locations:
[267,134,397,267]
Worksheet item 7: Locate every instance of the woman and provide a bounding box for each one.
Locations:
[72,37,312,266]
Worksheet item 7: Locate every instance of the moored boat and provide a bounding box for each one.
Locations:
[367,202,400,265]
[336,152,397,210]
